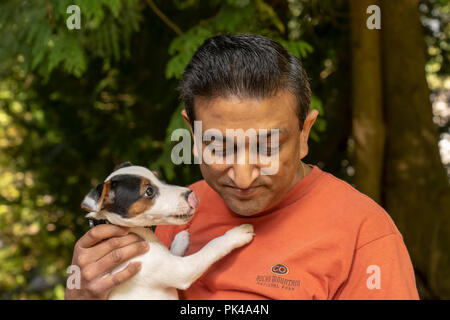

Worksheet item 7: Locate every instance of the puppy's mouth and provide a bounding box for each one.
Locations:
[88,217,111,228]
[169,206,195,221]
[170,213,194,221]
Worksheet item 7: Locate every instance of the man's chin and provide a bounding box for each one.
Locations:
[223,197,266,217]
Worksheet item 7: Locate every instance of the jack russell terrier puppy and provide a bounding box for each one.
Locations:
[81,162,255,300]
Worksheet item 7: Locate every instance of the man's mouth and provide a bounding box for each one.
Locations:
[227,186,260,198]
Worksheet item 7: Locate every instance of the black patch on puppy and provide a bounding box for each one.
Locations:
[88,218,109,228]
[103,174,159,218]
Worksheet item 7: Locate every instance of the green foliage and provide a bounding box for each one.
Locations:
[0,0,146,299]
[166,26,213,80]
[0,0,320,299]
[0,0,445,300]
[420,0,450,77]
[0,0,141,80]
[309,95,326,142]
[166,0,288,80]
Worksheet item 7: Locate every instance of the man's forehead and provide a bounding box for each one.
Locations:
[193,91,300,140]
[194,91,298,120]
[201,127,289,142]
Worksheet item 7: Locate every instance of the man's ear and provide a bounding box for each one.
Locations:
[114,161,133,171]
[299,109,319,159]
[181,109,200,159]
[81,181,111,212]
[181,109,193,134]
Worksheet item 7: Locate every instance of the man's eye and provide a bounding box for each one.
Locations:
[213,149,225,157]
[258,144,270,153]
[213,147,234,157]
[145,186,155,198]
[258,144,279,156]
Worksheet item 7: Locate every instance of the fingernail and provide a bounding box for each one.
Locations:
[142,241,149,251]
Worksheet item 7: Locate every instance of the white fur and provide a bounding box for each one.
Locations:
[105,166,158,183]
[170,230,190,256]
[86,165,255,300]
[107,224,254,300]
[83,197,97,210]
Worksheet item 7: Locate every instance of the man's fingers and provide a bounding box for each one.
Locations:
[78,224,129,248]
[82,241,149,282]
[79,233,144,265]
[88,262,142,298]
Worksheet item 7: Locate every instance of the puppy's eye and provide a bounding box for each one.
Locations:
[145,186,155,198]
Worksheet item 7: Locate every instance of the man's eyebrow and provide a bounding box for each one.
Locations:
[204,128,288,144]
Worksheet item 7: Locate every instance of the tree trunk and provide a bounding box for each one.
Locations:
[381,0,450,299]
[350,0,385,203]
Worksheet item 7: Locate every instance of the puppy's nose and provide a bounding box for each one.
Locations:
[184,190,199,209]
[184,190,192,200]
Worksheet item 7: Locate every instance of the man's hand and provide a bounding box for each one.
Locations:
[65,224,150,300]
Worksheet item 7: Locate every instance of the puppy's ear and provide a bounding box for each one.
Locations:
[151,170,160,179]
[114,161,133,171]
[81,181,112,212]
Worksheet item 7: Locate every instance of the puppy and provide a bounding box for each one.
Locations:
[81,162,254,300]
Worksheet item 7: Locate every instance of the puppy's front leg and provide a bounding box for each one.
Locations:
[173,224,254,290]
[170,230,190,256]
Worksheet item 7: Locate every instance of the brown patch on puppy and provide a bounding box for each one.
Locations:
[127,178,156,217]
[97,180,112,211]
[128,198,155,217]
[139,178,151,195]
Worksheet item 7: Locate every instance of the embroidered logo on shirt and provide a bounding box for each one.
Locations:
[271,264,289,275]
[256,264,300,291]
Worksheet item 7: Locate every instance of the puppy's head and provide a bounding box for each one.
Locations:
[81,162,199,227]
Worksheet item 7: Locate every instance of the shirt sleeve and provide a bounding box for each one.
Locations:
[333,233,419,300]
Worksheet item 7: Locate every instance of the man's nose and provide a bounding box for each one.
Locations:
[227,163,260,189]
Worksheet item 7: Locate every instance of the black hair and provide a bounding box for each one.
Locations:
[179,34,311,130]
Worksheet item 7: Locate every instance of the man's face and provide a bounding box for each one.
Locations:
[185,90,317,216]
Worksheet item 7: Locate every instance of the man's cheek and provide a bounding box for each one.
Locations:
[200,164,223,182]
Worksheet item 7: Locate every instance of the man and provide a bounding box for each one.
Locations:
[66,34,419,300]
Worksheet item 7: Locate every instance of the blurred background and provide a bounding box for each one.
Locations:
[0,0,448,299]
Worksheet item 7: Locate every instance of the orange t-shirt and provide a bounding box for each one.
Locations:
[155,165,419,300]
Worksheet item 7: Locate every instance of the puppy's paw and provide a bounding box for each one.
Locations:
[170,230,190,256]
[225,224,255,246]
